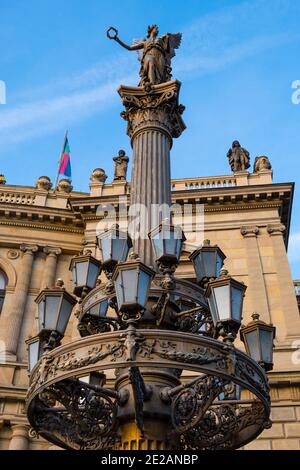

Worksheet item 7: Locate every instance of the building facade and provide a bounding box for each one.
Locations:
[0,161,299,450]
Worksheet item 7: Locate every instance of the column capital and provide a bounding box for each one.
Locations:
[20,243,39,254]
[43,246,62,256]
[240,226,260,238]
[267,224,286,236]
[118,80,186,143]
[11,424,30,437]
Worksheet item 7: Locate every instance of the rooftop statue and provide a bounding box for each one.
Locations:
[107,25,181,87]
[227,140,250,173]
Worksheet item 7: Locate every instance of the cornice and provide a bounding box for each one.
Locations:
[0,219,84,234]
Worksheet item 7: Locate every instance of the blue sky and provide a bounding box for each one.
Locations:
[0,0,300,278]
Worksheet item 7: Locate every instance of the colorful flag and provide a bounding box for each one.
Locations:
[58,136,72,179]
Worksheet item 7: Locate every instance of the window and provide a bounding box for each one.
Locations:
[0,270,7,314]
[295,284,300,296]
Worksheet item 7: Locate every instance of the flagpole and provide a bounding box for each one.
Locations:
[54,130,68,190]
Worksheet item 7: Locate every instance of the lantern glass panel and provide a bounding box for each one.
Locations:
[115,273,123,308]
[89,299,109,318]
[216,254,224,277]
[193,254,204,281]
[56,297,73,335]
[87,262,100,289]
[113,238,129,263]
[207,292,218,326]
[44,296,61,331]
[231,286,243,322]
[100,236,111,263]
[38,301,45,332]
[214,285,230,321]
[245,330,260,362]
[260,329,273,364]
[152,233,163,259]
[203,252,216,278]
[73,261,87,287]
[137,270,151,308]
[123,269,137,304]
[164,230,176,257]
[28,340,40,372]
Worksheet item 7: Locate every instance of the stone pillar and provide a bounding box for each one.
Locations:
[267,224,300,338]
[1,244,38,359]
[9,424,30,450]
[241,226,270,322]
[42,247,62,288]
[119,81,185,266]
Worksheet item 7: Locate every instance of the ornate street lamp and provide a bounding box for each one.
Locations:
[69,251,102,297]
[149,222,186,270]
[97,224,132,278]
[35,279,77,347]
[205,268,247,341]
[240,312,276,371]
[189,239,226,287]
[112,254,155,319]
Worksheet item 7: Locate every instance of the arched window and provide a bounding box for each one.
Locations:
[0,270,7,315]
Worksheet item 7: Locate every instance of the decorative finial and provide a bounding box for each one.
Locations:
[219,268,229,277]
[129,252,140,261]
[252,312,260,321]
[90,168,107,183]
[56,278,64,288]
[203,239,211,246]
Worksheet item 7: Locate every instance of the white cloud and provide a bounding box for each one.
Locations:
[1,0,300,148]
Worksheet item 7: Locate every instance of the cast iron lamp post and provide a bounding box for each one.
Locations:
[25,26,275,451]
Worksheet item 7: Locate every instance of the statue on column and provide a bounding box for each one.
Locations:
[107,25,181,86]
[113,150,129,181]
[227,140,250,172]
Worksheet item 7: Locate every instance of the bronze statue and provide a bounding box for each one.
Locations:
[113,149,129,181]
[107,25,181,86]
[253,156,272,172]
[227,140,250,172]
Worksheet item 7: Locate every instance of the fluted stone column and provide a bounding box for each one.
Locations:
[2,244,38,358]
[267,224,300,337]
[42,247,61,288]
[9,424,30,450]
[240,226,271,322]
[119,80,185,266]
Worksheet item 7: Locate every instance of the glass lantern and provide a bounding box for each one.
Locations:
[35,285,77,337]
[87,298,109,318]
[189,240,226,287]
[205,270,247,330]
[148,222,186,266]
[240,313,276,371]
[112,260,155,312]
[97,225,132,275]
[69,253,102,297]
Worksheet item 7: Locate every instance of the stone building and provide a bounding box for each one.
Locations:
[0,161,299,450]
